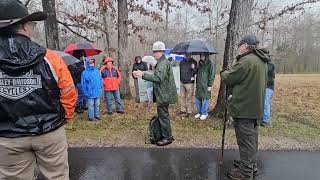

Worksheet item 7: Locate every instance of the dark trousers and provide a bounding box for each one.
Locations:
[157,105,173,140]
[233,118,258,173]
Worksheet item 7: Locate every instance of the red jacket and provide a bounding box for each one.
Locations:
[100,65,122,91]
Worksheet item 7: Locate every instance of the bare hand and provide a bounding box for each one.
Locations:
[191,64,195,69]
[132,70,144,78]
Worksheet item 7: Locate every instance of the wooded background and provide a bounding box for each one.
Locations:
[21,0,320,115]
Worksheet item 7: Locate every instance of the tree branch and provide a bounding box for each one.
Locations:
[251,0,320,26]
[57,20,94,43]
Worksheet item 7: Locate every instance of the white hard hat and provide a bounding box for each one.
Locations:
[152,41,165,51]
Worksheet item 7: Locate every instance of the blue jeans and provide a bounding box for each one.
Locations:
[263,88,274,123]
[105,90,123,113]
[196,98,209,116]
[76,83,85,108]
[87,98,100,119]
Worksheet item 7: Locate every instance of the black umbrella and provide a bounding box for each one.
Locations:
[172,39,218,55]
[55,51,84,84]
[55,51,81,66]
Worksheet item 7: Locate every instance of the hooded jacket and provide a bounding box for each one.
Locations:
[221,48,270,120]
[100,63,122,91]
[0,34,77,137]
[195,58,215,100]
[81,59,103,98]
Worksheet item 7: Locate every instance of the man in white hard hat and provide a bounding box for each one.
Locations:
[133,41,178,146]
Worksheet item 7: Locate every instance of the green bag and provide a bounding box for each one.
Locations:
[146,116,163,144]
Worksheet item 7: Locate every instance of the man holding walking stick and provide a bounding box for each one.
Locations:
[220,35,269,180]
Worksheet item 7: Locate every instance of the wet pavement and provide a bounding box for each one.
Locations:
[50,148,320,180]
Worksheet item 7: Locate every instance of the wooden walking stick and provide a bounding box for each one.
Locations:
[219,85,228,165]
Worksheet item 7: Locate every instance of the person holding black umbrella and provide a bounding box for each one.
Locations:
[194,53,215,120]
[179,53,197,117]
[0,0,77,179]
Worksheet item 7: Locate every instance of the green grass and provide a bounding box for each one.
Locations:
[66,74,320,149]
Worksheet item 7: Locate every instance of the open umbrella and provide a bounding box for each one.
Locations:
[142,56,157,65]
[64,42,102,59]
[172,39,218,55]
[55,51,84,84]
[55,51,81,66]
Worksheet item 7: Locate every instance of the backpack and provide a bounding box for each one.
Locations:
[146,116,163,144]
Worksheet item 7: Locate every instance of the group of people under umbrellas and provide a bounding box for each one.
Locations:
[42,38,275,180]
[62,42,125,121]
[0,0,275,179]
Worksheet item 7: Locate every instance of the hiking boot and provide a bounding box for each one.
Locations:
[157,138,173,146]
[227,168,253,180]
[116,111,125,114]
[194,113,201,119]
[233,160,258,173]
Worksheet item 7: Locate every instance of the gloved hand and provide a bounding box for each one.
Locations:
[207,87,212,91]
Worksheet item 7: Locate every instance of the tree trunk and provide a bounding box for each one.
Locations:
[118,0,131,97]
[103,11,111,56]
[210,0,255,118]
[42,0,59,50]
[165,1,170,43]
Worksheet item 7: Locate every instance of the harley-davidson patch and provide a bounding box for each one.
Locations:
[0,70,42,100]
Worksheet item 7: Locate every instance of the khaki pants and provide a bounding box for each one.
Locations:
[0,126,69,180]
[180,83,194,114]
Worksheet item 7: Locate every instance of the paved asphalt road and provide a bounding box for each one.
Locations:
[43,148,320,180]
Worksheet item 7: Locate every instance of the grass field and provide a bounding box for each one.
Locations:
[66,74,320,150]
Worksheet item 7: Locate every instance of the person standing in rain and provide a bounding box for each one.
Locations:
[260,49,275,126]
[100,57,125,115]
[194,53,215,120]
[221,35,269,180]
[0,0,77,179]
[179,53,197,118]
[81,58,103,122]
[132,56,148,102]
[133,41,178,146]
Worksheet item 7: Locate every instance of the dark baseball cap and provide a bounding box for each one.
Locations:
[238,35,260,46]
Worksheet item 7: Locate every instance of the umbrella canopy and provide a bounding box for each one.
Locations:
[172,40,218,55]
[55,51,84,84]
[55,51,81,66]
[64,42,102,59]
[142,56,157,66]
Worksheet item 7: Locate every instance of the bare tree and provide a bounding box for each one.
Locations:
[211,0,255,117]
[118,0,131,97]
[42,0,60,50]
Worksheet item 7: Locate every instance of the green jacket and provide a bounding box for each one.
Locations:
[195,59,215,100]
[221,49,270,120]
[142,55,178,106]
